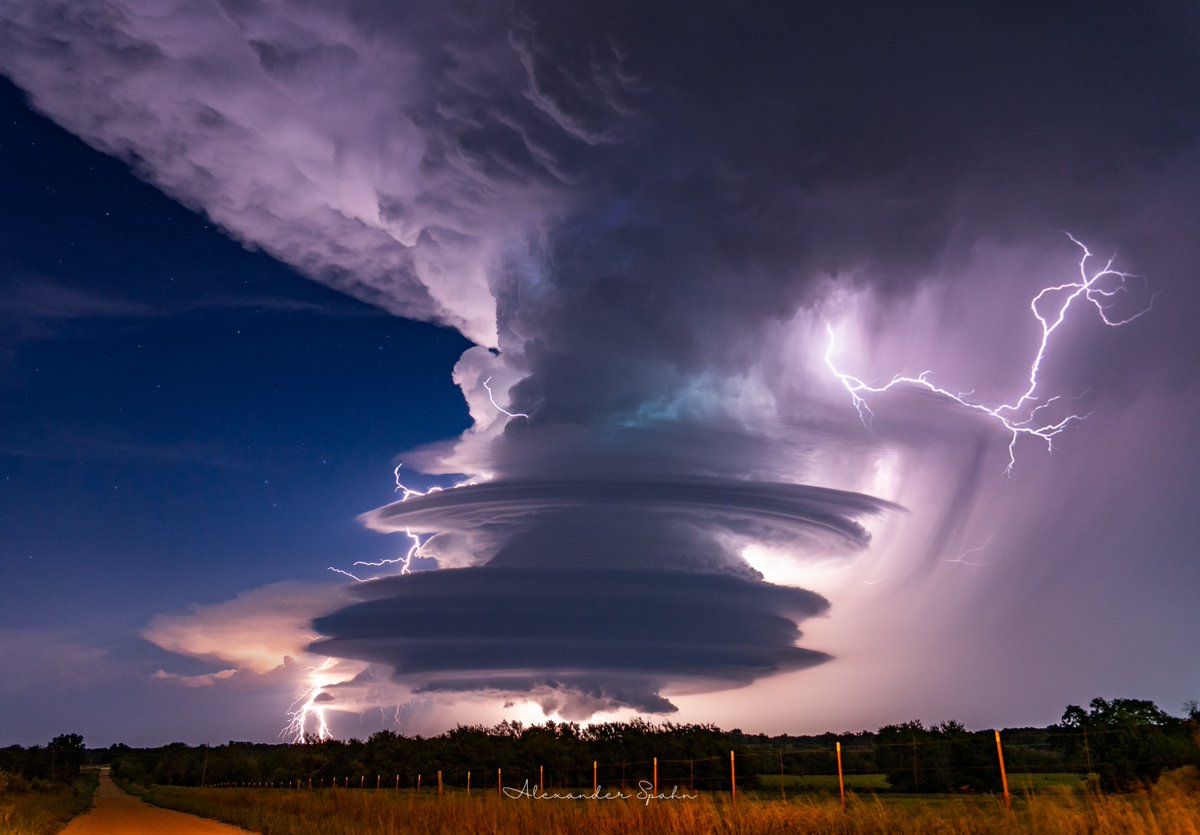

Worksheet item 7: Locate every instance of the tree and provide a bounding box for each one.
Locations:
[1057,698,1195,791]
[875,721,1002,793]
[48,734,85,782]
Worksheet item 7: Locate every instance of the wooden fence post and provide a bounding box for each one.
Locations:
[779,749,786,800]
[837,741,846,813]
[995,730,1011,812]
[730,750,737,804]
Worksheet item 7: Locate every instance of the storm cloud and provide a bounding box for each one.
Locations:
[313,566,831,716]
[5,0,1198,726]
[327,477,893,712]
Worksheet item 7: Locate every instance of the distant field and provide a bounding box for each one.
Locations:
[129,767,1200,835]
[755,772,890,791]
[1005,772,1089,792]
[755,771,1083,793]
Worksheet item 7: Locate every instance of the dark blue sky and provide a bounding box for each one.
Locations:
[1,77,470,664]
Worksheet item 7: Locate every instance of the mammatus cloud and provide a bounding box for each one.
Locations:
[6,1,1198,725]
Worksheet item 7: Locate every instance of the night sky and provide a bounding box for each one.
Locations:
[2,1,1198,747]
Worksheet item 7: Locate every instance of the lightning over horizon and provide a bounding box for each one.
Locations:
[283,657,336,743]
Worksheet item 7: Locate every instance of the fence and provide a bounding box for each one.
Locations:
[135,721,1197,805]
[206,732,1028,811]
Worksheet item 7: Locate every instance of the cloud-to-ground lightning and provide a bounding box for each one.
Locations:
[283,657,336,743]
[483,376,530,420]
[826,235,1157,473]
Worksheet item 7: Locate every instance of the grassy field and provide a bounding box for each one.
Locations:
[130,767,1200,835]
[756,772,890,792]
[1004,772,1090,792]
[0,772,98,835]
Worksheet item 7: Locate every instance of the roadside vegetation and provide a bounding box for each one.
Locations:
[0,734,96,835]
[131,766,1200,835]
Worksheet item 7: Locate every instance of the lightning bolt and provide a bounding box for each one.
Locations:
[327,523,426,582]
[314,466,483,734]
[327,465,472,582]
[283,658,336,743]
[826,235,1156,473]
[392,463,476,501]
[351,527,425,576]
[483,376,530,420]
[943,534,996,567]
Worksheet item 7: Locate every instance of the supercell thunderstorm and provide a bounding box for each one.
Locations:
[1,0,1188,737]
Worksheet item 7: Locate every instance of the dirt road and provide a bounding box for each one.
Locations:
[62,770,254,834]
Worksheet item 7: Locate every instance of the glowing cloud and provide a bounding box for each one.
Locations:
[141,581,348,674]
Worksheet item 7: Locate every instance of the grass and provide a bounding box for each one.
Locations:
[131,767,1200,835]
[756,773,890,792]
[0,772,98,835]
[1004,772,1089,792]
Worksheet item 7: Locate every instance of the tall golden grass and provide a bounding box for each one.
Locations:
[134,767,1200,835]
[0,772,97,835]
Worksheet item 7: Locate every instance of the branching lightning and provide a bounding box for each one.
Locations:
[826,235,1156,473]
[326,465,470,582]
[352,528,425,576]
[313,465,467,738]
[392,463,476,502]
[283,657,336,743]
[943,534,996,567]
[327,521,427,582]
[483,376,530,420]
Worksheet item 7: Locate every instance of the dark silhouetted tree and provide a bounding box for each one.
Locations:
[1057,698,1195,791]
[48,734,85,782]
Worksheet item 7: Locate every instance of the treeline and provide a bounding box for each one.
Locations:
[0,734,87,785]
[730,698,1198,793]
[8,698,1198,795]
